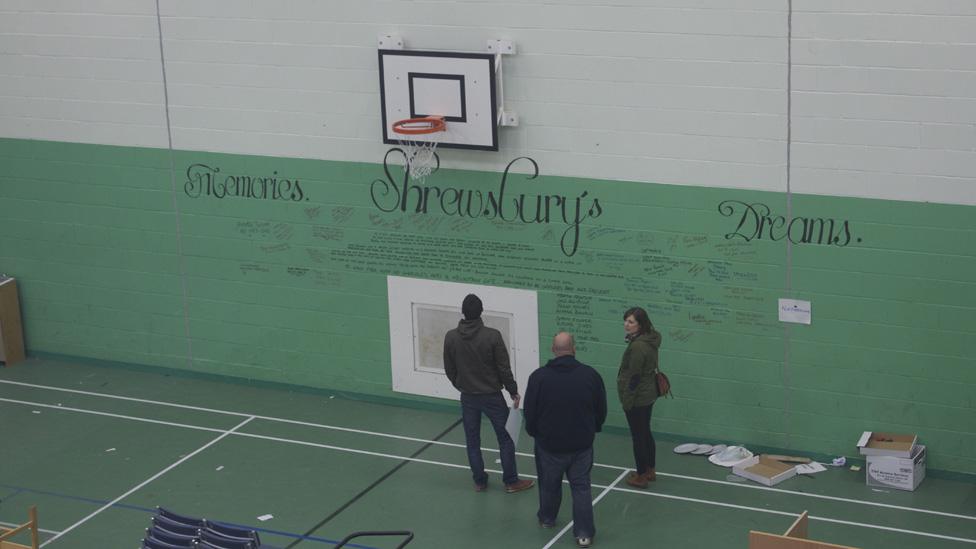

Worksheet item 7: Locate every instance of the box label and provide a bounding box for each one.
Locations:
[868,464,913,488]
[865,446,925,491]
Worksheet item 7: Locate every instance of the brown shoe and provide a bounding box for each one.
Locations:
[474,483,487,492]
[504,479,535,493]
[643,468,656,482]
[625,471,648,489]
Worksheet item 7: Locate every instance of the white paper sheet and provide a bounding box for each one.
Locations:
[778,298,812,325]
[796,462,828,475]
[505,408,522,447]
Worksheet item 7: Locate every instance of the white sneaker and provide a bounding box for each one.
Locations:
[576,537,592,548]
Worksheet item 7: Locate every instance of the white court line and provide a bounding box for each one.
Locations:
[0,398,226,434]
[39,416,255,547]
[606,486,976,545]
[652,470,976,522]
[3,397,974,546]
[0,396,479,473]
[234,431,474,472]
[0,380,255,417]
[810,515,976,545]
[542,469,630,549]
[2,380,974,522]
[0,380,463,444]
[0,521,60,536]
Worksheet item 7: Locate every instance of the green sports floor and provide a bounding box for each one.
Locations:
[1,357,974,548]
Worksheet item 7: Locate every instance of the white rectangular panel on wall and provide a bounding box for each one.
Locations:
[388,276,539,401]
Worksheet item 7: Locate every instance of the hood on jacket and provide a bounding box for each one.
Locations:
[456,318,484,340]
[638,329,662,349]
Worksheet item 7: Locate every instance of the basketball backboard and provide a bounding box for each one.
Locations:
[378,50,499,151]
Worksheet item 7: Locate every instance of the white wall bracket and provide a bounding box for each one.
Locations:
[377,33,403,50]
[488,40,518,127]
[486,39,516,55]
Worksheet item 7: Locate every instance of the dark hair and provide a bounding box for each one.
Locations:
[462,294,483,320]
[623,307,652,334]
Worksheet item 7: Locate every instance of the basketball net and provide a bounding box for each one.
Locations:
[391,116,445,180]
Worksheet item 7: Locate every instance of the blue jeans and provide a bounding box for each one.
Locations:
[460,392,518,486]
[535,443,595,539]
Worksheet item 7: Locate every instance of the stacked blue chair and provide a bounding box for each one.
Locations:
[143,537,194,549]
[140,507,262,549]
[207,522,261,544]
[150,515,200,538]
[198,523,261,548]
[158,508,206,529]
[145,527,196,547]
[142,508,204,549]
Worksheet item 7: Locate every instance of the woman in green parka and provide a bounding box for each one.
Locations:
[617,306,662,488]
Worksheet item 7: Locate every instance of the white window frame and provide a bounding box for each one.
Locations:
[387,275,539,401]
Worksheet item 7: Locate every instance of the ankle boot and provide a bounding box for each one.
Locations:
[625,471,648,488]
[643,467,656,482]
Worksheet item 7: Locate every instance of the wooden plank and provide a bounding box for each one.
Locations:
[748,531,859,549]
[748,511,859,549]
[767,454,813,464]
[0,278,26,366]
[0,505,39,549]
[785,511,809,539]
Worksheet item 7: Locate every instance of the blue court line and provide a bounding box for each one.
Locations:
[3,488,26,499]
[0,483,378,548]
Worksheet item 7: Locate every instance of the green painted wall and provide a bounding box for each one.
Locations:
[1,138,973,474]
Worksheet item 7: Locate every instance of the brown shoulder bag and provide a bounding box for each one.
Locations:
[655,368,673,398]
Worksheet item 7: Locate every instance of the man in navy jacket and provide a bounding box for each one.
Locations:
[524,332,607,548]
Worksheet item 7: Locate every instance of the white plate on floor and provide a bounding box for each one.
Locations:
[708,448,754,468]
[690,444,714,455]
[673,443,700,454]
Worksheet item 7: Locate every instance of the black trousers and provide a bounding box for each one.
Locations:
[624,403,656,473]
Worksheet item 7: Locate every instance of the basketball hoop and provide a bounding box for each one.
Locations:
[391,116,446,179]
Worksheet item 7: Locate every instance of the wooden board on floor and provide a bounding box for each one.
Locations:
[749,512,859,549]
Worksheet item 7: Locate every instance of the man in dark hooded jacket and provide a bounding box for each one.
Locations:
[444,293,534,494]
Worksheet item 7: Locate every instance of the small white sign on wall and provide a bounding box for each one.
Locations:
[778,298,812,325]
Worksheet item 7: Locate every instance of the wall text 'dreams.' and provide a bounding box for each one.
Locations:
[718,200,860,246]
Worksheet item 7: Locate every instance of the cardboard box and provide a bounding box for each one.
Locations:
[0,277,26,366]
[866,444,926,491]
[733,455,797,486]
[856,431,917,458]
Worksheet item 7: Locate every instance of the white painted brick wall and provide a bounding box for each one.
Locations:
[1,1,974,204]
[0,0,169,147]
[792,0,976,205]
[156,0,788,192]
